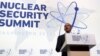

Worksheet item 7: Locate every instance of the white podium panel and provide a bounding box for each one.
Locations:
[66,34,96,45]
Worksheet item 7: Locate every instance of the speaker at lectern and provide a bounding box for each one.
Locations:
[60,34,96,56]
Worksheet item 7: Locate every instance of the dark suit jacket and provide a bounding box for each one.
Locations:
[56,34,67,56]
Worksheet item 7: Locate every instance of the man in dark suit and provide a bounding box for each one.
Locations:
[56,23,72,56]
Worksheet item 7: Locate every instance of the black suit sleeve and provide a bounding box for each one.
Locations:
[56,35,65,52]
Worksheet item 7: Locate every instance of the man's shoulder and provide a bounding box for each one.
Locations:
[57,34,65,40]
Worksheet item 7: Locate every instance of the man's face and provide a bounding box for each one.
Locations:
[64,23,72,33]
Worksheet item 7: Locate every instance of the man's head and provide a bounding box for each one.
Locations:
[64,23,72,33]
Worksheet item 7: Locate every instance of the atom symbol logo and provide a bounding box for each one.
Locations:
[47,1,92,32]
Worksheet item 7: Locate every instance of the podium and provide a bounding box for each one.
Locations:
[61,34,96,56]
